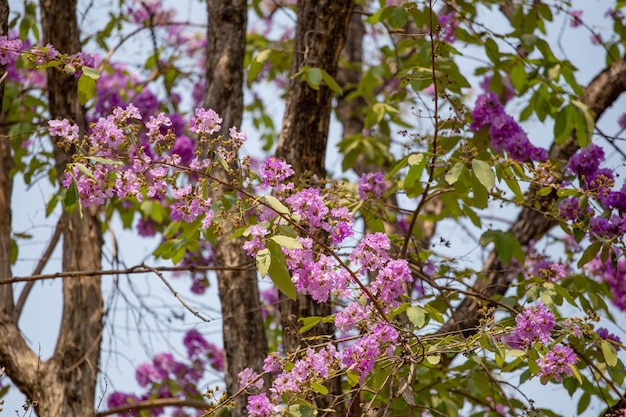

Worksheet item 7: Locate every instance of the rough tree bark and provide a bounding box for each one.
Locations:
[203,2,268,416]
[0,1,104,416]
[275,0,354,414]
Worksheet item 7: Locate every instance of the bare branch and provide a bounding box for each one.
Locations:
[95,398,210,417]
[1,263,255,285]
[141,264,212,322]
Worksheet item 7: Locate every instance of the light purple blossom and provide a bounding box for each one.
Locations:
[247,393,273,417]
[570,10,583,28]
[189,107,222,135]
[536,344,577,383]
[259,156,295,187]
[349,232,391,272]
[239,367,264,390]
[243,225,269,257]
[471,92,547,162]
[514,302,556,346]
[48,119,80,142]
[358,172,386,200]
[0,36,23,65]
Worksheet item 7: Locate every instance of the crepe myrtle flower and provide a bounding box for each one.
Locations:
[514,302,556,346]
[536,344,577,383]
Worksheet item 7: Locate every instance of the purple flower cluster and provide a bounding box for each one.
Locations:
[269,345,340,400]
[358,172,386,200]
[569,10,583,28]
[586,255,626,311]
[48,119,80,142]
[514,302,556,346]
[108,330,223,416]
[559,144,626,243]
[596,327,622,351]
[470,92,547,162]
[0,36,23,65]
[536,344,577,383]
[350,232,391,272]
[243,225,269,257]
[437,11,459,43]
[259,156,295,188]
[56,104,218,230]
[238,367,264,390]
[341,324,399,382]
[189,107,222,135]
[284,240,349,303]
[558,197,593,223]
[247,393,274,417]
[532,260,568,282]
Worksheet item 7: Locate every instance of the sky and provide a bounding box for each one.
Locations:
[3,0,626,416]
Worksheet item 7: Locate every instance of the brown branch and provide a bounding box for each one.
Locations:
[0,263,255,285]
[141,264,212,322]
[95,398,210,417]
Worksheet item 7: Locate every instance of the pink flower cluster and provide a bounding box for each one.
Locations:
[108,329,223,416]
[536,344,577,383]
[54,104,215,229]
[514,302,556,346]
[358,172,386,200]
[243,325,400,415]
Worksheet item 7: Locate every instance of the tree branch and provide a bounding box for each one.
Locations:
[95,398,209,417]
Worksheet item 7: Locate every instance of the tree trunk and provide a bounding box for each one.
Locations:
[0,0,51,413]
[203,2,269,416]
[39,1,104,415]
[276,1,353,414]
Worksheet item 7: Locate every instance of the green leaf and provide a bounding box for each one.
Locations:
[571,99,595,147]
[299,316,322,334]
[270,235,303,250]
[63,179,79,209]
[426,346,440,365]
[472,159,495,190]
[81,66,101,80]
[320,69,343,94]
[553,106,571,145]
[577,393,590,415]
[480,230,517,266]
[311,382,329,395]
[86,156,125,166]
[600,340,618,367]
[445,162,465,185]
[388,6,408,28]
[74,163,96,180]
[406,305,426,329]
[287,404,316,417]
[408,153,424,165]
[346,370,360,387]
[264,195,290,215]
[256,248,271,278]
[267,241,296,300]
[77,73,96,105]
[10,238,17,264]
[305,67,323,90]
[577,241,602,268]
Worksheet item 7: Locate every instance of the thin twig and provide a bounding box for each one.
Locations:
[1,263,255,285]
[141,263,211,322]
[95,397,210,417]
